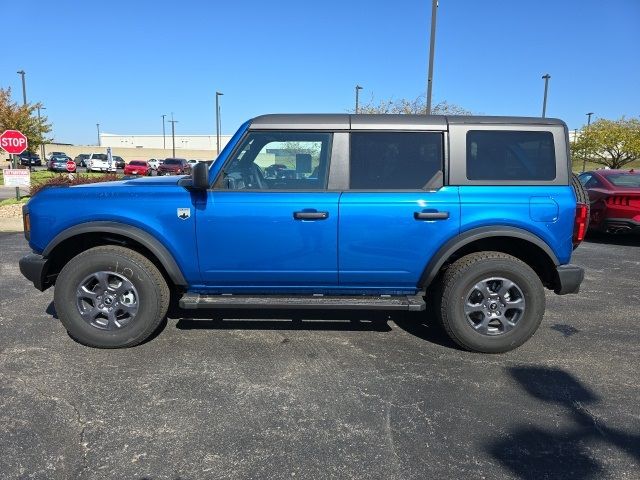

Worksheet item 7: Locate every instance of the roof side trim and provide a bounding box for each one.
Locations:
[248,114,567,130]
[250,114,350,130]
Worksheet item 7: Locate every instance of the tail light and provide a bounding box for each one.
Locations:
[573,203,588,247]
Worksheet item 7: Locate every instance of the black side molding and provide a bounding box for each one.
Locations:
[42,221,188,286]
[180,293,426,311]
[418,226,560,288]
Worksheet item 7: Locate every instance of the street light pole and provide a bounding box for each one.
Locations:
[425,0,438,114]
[581,112,595,172]
[16,70,27,105]
[355,85,363,114]
[215,92,223,154]
[541,74,551,118]
[587,112,594,126]
[37,106,46,161]
[161,114,166,149]
[96,123,101,146]
[168,113,178,158]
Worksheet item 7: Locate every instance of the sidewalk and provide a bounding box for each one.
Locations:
[0,217,23,232]
[0,185,29,201]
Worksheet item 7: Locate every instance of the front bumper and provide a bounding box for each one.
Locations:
[19,253,51,291]
[554,264,584,295]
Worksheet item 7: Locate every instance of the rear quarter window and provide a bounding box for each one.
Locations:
[466,130,556,181]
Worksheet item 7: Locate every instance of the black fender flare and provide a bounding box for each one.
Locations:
[43,221,188,286]
[418,226,560,288]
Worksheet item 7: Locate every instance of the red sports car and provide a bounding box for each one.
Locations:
[579,169,640,234]
[123,160,151,176]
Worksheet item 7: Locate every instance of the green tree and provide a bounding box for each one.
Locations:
[571,117,640,169]
[0,87,52,154]
[354,94,472,115]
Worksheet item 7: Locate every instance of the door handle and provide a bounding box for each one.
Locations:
[414,211,449,220]
[293,211,329,220]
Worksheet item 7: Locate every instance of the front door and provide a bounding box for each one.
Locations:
[196,130,339,291]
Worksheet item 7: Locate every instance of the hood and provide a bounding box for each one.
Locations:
[70,175,182,189]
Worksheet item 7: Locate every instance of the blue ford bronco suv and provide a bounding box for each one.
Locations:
[19,114,589,353]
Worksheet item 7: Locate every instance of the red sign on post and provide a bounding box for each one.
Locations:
[0,130,28,155]
[66,160,76,172]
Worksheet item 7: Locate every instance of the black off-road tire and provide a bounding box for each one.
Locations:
[54,246,170,348]
[437,252,545,354]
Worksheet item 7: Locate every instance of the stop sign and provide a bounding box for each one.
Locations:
[0,130,28,155]
[66,160,76,172]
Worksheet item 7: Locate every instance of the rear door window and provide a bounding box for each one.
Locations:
[466,130,556,181]
[349,132,443,189]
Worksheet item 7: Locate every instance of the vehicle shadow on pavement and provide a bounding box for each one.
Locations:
[172,308,459,348]
[584,232,639,247]
[487,366,640,479]
[46,301,461,350]
[174,309,393,332]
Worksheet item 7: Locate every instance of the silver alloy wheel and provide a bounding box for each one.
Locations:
[464,277,526,336]
[75,271,139,330]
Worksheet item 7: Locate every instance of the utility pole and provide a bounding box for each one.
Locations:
[355,85,363,114]
[425,0,438,114]
[14,71,27,173]
[37,106,47,161]
[541,74,551,118]
[216,92,223,154]
[16,70,27,105]
[168,113,178,158]
[96,123,101,146]
[581,113,594,172]
[161,114,166,149]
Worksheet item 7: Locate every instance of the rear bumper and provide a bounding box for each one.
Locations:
[554,264,584,295]
[19,253,51,292]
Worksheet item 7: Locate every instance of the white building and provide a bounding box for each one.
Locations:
[99,133,232,151]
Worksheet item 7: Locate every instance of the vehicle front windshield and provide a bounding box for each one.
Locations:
[607,173,640,188]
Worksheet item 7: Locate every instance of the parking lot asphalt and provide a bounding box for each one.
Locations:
[0,233,638,479]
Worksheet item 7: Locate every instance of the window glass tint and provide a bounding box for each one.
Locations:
[466,131,556,181]
[607,173,640,188]
[216,132,332,190]
[350,132,443,189]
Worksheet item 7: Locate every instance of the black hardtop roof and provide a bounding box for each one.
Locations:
[249,114,566,131]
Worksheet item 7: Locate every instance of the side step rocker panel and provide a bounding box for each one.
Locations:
[179,293,426,312]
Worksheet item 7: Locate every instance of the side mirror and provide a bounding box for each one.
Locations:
[191,161,209,189]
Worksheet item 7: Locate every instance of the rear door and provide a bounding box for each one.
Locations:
[338,131,460,292]
[196,130,340,290]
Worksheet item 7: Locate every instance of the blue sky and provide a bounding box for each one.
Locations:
[4,0,639,144]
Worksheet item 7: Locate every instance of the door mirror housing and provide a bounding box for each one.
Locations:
[191,161,209,189]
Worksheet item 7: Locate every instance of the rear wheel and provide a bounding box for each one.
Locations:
[437,252,545,353]
[54,246,170,348]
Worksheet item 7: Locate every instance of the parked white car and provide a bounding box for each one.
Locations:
[86,153,116,173]
[148,158,162,170]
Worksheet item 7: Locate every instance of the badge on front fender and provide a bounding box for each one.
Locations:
[177,208,191,220]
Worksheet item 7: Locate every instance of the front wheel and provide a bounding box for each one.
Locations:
[54,246,170,348]
[437,251,545,353]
